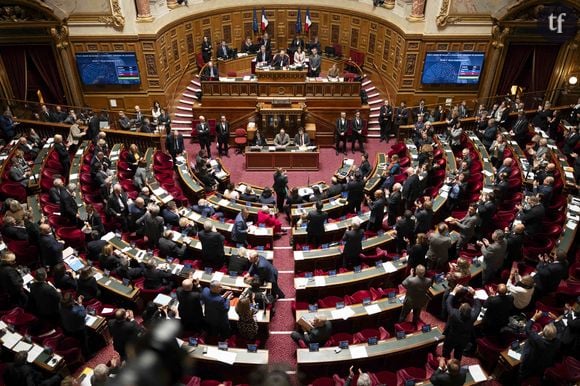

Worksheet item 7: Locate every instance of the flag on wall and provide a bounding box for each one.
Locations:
[296,8,302,34]
[305,9,312,33]
[252,8,258,33]
[261,8,269,32]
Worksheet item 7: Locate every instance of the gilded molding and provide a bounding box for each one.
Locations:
[50,24,69,49]
[97,0,125,30]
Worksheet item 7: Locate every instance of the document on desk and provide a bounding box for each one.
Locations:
[212,271,225,282]
[468,364,487,382]
[326,222,339,231]
[1,331,21,349]
[206,346,237,365]
[474,289,489,301]
[235,276,246,287]
[13,341,32,353]
[382,262,397,273]
[295,277,308,289]
[314,276,326,287]
[153,293,173,306]
[192,270,204,280]
[364,304,382,315]
[27,345,44,363]
[294,251,304,260]
[331,306,355,320]
[101,232,115,241]
[482,170,493,177]
[349,345,368,359]
[85,315,98,327]
[507,349,521,361]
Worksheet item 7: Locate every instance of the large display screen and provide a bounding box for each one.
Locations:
[76,52,141,85]
[421,52,485,85]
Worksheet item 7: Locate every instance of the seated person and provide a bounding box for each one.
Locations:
[293,46,306,66]
[201,60,219,81]
[271,49,290,67]
[77,267,100,301]
[216,40,231,60]
[327,63,340,80]
[273,129,290,147]
[223,183,240,200]
[252,130,267,146]
[241,37,255,54]
[228,247,251,275]
[259,187,276,205]
[308,186,324,202]
[291,314,332,346]
[256,45,271,66]
[294,127,310,147]
[159,230,186,259]
[161,200,180,226]
[143,259,173,291]
[240,186,259,202]
[117,111,131,130]
[191,198,216,218]
[257,205,283,234]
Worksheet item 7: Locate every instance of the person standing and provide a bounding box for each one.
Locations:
[201,36,212,63]
[196,115,211,156]
[28,268,61,321]
[201,281,233,339]
[366,189,385,232]
[247,251,285,300]
[176,278,204,333]
[426,223,453,271]
[379,100,393,141]
[429,358,467,386]
[304,201,328,248]
[166,129,184,163]
[309,48,321,77]
[53,134,70,174]
[448,204,479,252]
[335,112,348,155]
[273,168,288,213]
[232,208,249,246]
[478,229,507,285]
[519,310,561,381]
[345,172,365,213]
[235,297,258,340]
[108,308,142,360]
[342,218,364,269]
[216,115,229,156]
[350,111,364,154]
[480,284,513,336]
[442,285,481,360]
[399,265,432,325]
[198,220,225,268]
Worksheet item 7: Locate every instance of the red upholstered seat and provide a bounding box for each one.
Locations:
[370,371,397,386]
[2,308,38,334]
[234,128,247,154]
[353,327,389,343]
[476,337,505,371]
[318,295,345,309]
[347,290,374,304]
[310,377,336,386]
[324,332,355,347]
[44,336,84,370]
[0,182,26,202]
[56,227,85,250]
[396,367,428,386]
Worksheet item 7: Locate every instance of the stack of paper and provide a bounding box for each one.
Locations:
[205,346,237,365]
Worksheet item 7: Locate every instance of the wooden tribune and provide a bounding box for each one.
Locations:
[245,146,319,170]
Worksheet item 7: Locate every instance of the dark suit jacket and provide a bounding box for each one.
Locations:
[107,192,129,217]
[201,65,218,80]
[482,294,513,332]
[335,118,348,136]
[108,318,142,359]
[248,255,279,284]
[158,237,185,259]
[294,133,311,146]
[77,276,100,301]
[232,213,248,243]
[306,210,328,237]
[402,174,421,203]
[342,228,364,259]
[520,204,545,235]
[143,267,172,289]
[414,207,434,233]
[198,230,225,266]
[196,122,210,138]
[256,51,271,63]
[39,234,63,266]
[176,287,203,331]
[307,320,332,345]
[60,189,78,220]
[325,183,343,198]
[351,118,363,135]
[359,160,371,178]
[444,294,482,345]
[201,287,230,332]
[137,213,164,245]
[346,180,364,205]
[535,261,568,294]
[520,319,561,377]
[54,142,70,164]
[29,282,61,318]
[217,121,230,139]
[1,225,28,241]
[429,368,468,386]
[217,45,231,60]
[368,197,385,228]
[166,134,184,156]
[271,54,289,67]
[49,186,62,204]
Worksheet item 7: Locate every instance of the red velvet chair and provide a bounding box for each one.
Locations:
[56,227,86,250]
[353,327,389,344]
[310,377,336,386]
[396,367,428,386]
[2,308,38,334]
[318,296,346,309]
[43,336,84,370]
[0,182,26,203]
[544,356,580,385]
[234,128,247,154]
[347,289,374,304]
[476,337,505,371]
[370,370,397,386]
[324,332,356,347]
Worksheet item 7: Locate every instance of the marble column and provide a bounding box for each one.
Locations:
[166,0,178,9]
[385,0,395,10]
[135,0,153,22]
[408,0,426,21]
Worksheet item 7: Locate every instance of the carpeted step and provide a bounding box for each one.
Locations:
[186,85,201,93]
[176,105,193,112]
[183,92,198,100]
[364,85,376,93]
[179,99,195,106]
[190,79,201,87]
[362,79,371,87]
[175,112,193,118]
[172,119,191,125]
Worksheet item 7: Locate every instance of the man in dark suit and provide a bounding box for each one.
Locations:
[28,268,61,321]
[414,200,434,234]
[198,220,225,268]
[341,218,364,269]
[519,310,561,381]
[273,168,288,213]
[39,105,54,122]
[291,314,332,346]
[143,259,173,291]
[386,183,403,226]
[176,278,204,332]
[426,223,453,271]
[158,230,186,259]
[256,45,271,65]
[305,201,328,248]
[3,351,61,386]
[346,172,365,213]
[510,110,529,146]
[293,127,310,147]
[136,204,164,248]
[247,250,285,299]
[481,284,513,335]
[290,35,305,52]
[443,285,482,360]
[350,111,364,154]
[216,40,231,60]
[232,208,249,246]
[201,61,218,81]
[448,204,480,252]
[271,49,290,67]
[413,99,429,122]
[481,118,498,150]
[38,224,63,267]
[60,183,78,223]
[325,177,344,199]
[516,196,545,236]
[54,134,70,174]
[107,184,129,231]
[430,358,467,386]
[394,101,408,136]
[216,115,229,156]
[402,167,421,209]
[108,308,142,360]
[196,115,211,155]
[1,216,28,241]
[379,100,393,141]
[260,32,272,53]
[366,189,385,231]
[335,112,348,155]
[49,178,64,204]
[400,265,432,324]
[201,281,233,338]
[534,251,569,298]
[166,129,184,163]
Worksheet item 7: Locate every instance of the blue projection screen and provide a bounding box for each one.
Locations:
[76,52,141,86]
[421,52,485,85]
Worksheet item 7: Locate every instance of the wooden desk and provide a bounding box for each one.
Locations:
[245,146,319,171]
[297,327,443,378]
[256,68,307,82]
[467,133,494,188]
[217,55,254,77]
[28,140,53,191]
[364,153,387,194]
[292,211,372,246]
[176,161,205,199]
[68,141,90,220]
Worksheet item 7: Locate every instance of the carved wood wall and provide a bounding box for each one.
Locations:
[68,6,491,111]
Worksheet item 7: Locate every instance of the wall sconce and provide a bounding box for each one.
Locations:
[569,75,578,86]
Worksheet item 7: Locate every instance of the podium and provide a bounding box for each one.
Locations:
[256,99,306,137]
[255,68,307,82]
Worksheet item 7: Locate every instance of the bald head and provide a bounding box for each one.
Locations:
[182,279,193,291]
[497,284,507,295]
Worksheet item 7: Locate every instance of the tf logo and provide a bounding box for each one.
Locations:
[538,6,577,39]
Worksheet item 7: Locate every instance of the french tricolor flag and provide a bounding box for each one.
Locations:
[305,8,312,32]
[261,8,269,31]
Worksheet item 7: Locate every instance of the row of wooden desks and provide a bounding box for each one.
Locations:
[291,211,372,245]
[364,153,387,194]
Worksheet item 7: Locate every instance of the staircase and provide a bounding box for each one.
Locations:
[171,78,202,138]
[171,76,385,139]
[362,78,383,139]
